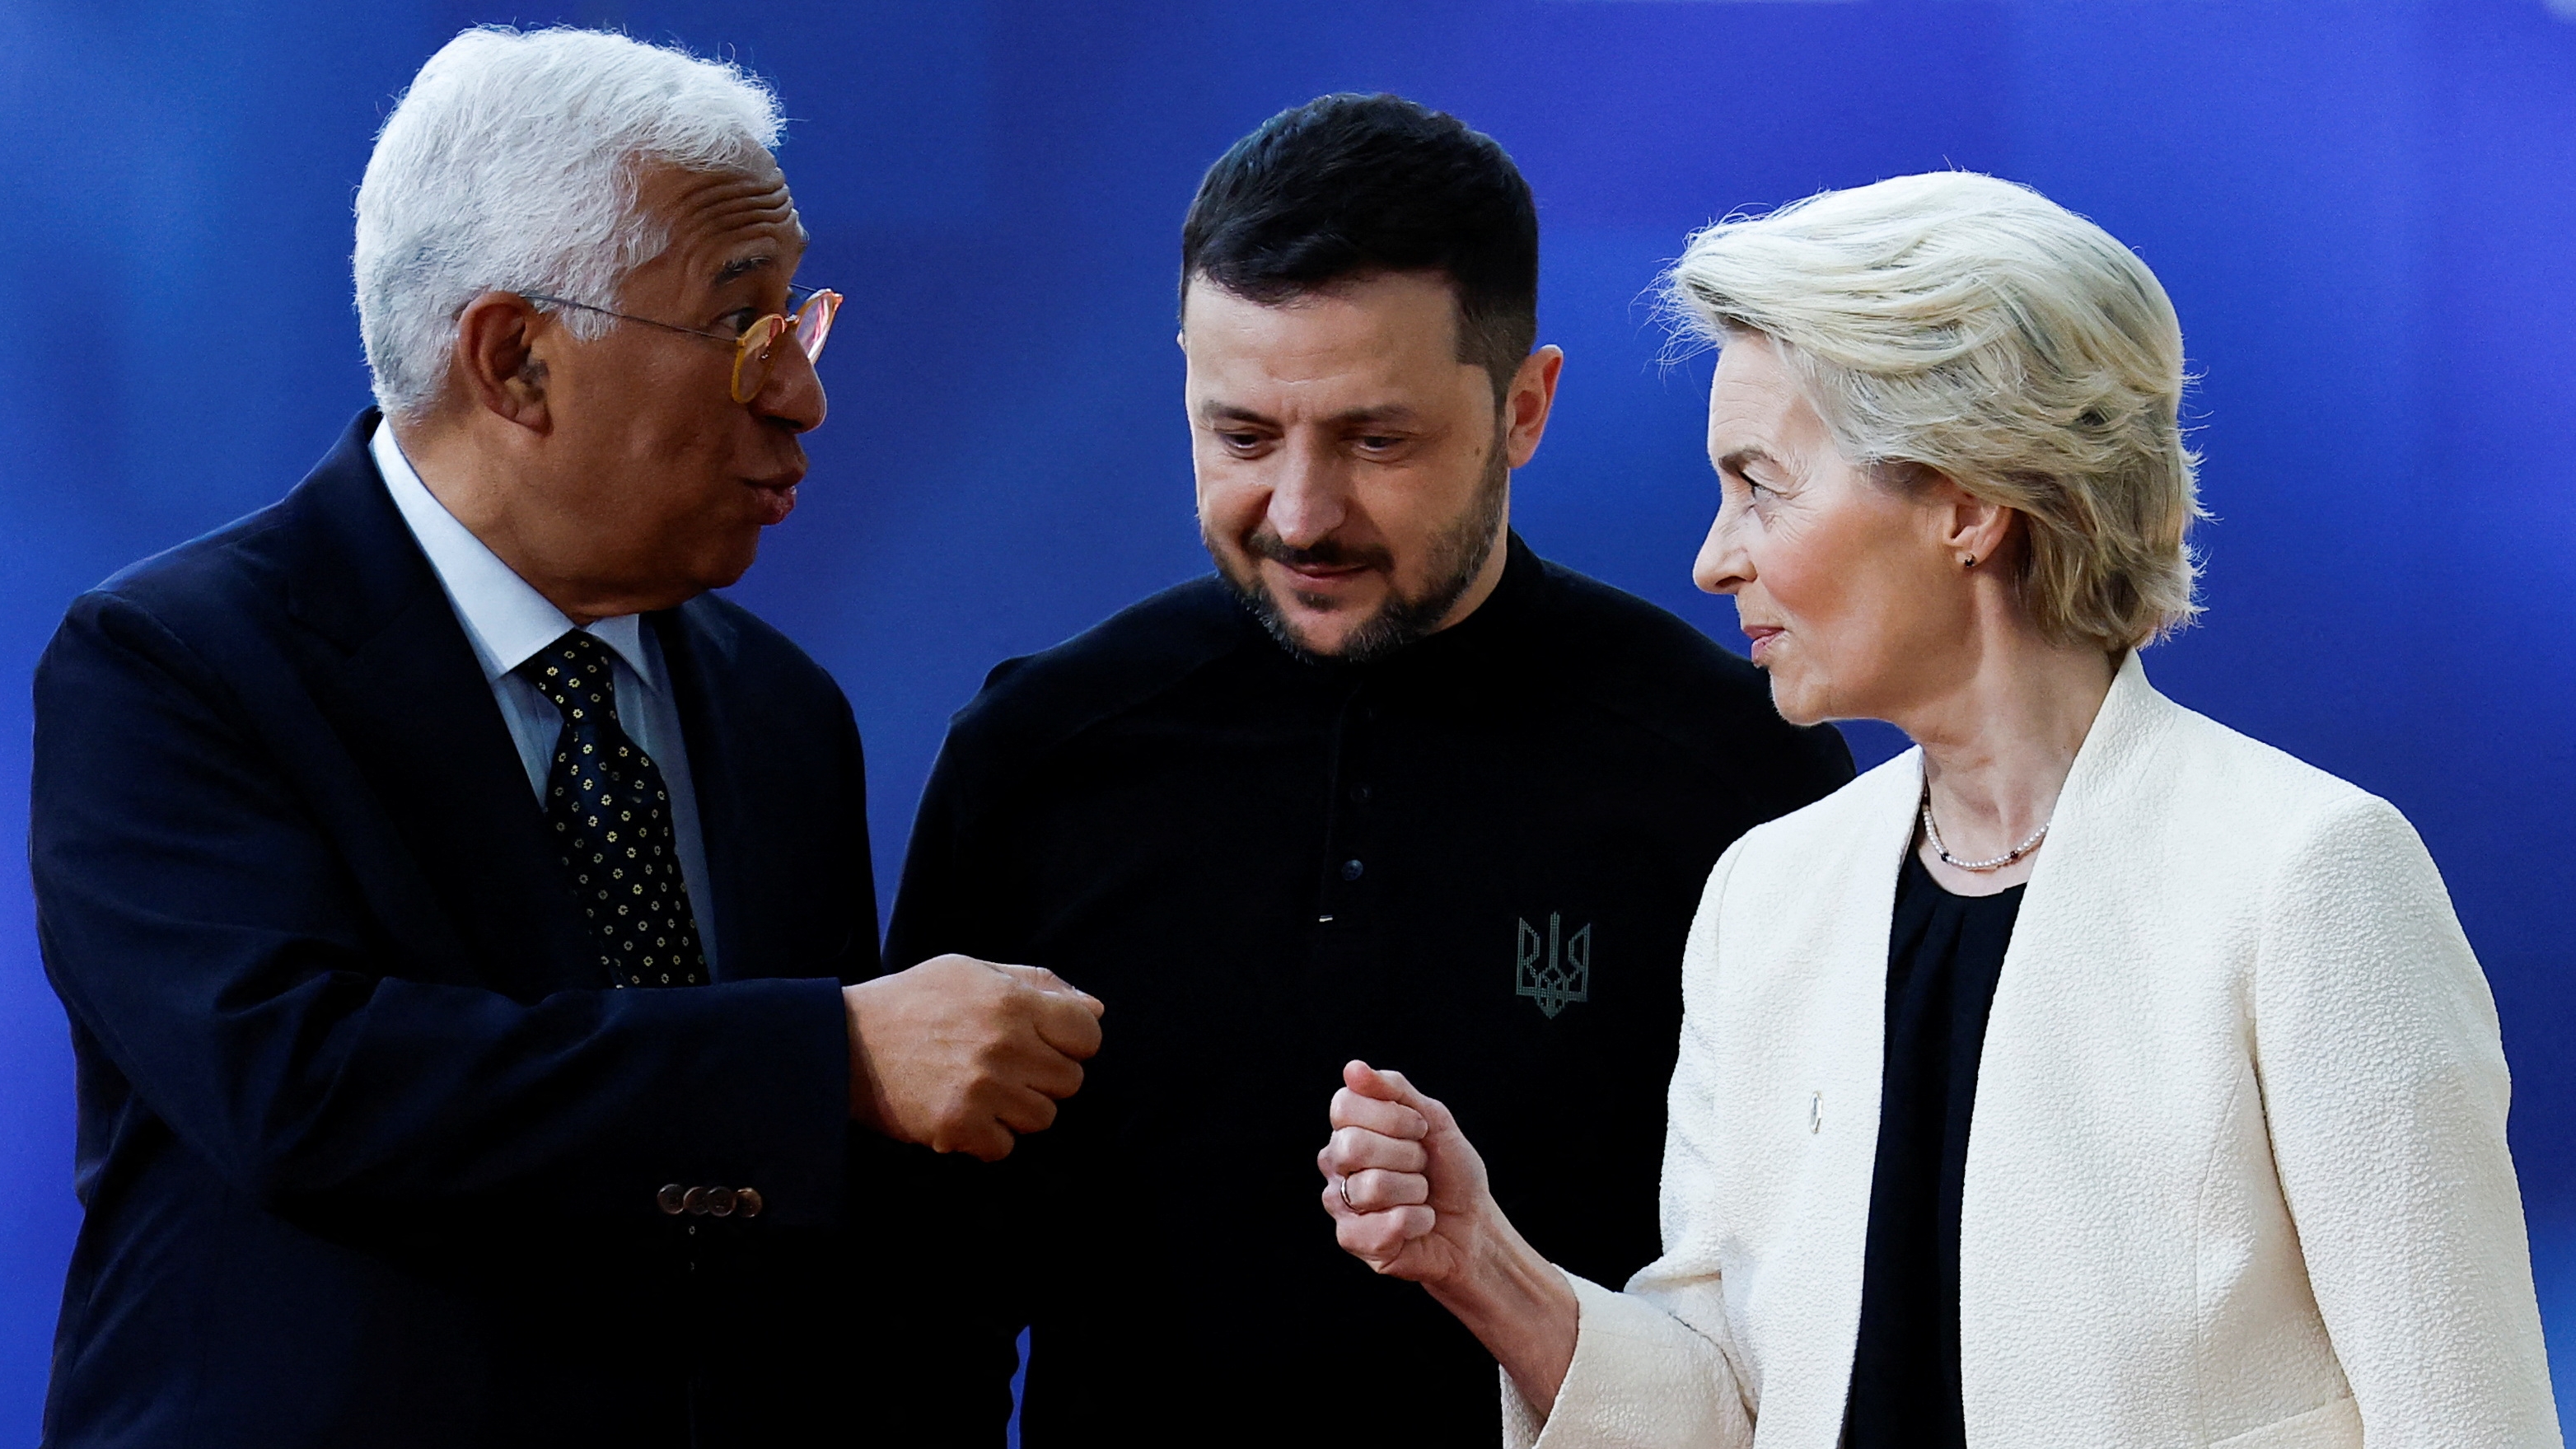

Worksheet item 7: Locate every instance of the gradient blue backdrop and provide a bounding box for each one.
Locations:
[3,0,2571,1437]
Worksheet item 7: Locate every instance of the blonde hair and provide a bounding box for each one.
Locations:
[1664,171,2201,653]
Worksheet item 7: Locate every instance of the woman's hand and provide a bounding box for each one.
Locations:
[1317,1059,1583,1413]
[1319,1059,1494,1284]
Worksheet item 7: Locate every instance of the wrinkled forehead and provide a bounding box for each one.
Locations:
[1704,335,1825,458]
[1184,270,1461,347]
[1184,272,1476,396]
[634,157,808,279]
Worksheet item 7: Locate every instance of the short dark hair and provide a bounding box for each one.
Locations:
[1180,93,1540,402]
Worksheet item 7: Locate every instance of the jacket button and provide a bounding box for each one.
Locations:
[657,1184,689,1216]
[736,1188,763,1219]
[682,1185,710,1216]
[1340,859,1364,881]
[705,1186,739,1218]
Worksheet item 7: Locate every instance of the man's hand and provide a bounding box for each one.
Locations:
[842,956,1105,1161]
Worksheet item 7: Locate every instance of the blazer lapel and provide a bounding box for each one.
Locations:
[655,601,754,982]
[1955,652,2189,1437]
[1754,754,1924,1446]
[283,414,599,995]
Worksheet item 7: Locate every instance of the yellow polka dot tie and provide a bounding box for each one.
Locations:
[517,632,706,988]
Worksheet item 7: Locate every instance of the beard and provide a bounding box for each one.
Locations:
[1208,437,1511,666]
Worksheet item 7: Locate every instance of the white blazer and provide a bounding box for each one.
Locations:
[1512,654,2559,1449]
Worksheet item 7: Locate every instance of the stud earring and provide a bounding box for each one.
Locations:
[1962,554,1979,570]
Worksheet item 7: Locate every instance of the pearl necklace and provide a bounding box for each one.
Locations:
[1919,786,2050,872]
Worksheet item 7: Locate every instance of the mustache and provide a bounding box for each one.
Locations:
[1243,529,1393,574]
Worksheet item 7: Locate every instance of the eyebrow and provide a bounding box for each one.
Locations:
[1716,446,1779,478]
[1330,404,1420,428]
[715,255,778,285]
[1197,402,1424,428]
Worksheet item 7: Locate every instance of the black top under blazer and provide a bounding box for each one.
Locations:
[29,413,881,1448]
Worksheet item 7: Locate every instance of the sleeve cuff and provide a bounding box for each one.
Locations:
[646,975,851,1227]
[1501,1269,1745,1449]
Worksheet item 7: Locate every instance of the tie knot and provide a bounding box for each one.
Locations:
[518,630,619,724]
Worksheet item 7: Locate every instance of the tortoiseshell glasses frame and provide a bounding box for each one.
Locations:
[521,284,841,404]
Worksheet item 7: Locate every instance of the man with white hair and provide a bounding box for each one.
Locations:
[29,26,1099,1446]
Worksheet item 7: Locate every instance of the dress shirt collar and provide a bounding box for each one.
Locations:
[369,418,657,689]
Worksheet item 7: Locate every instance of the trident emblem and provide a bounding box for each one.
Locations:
[1516,913,1592,1019]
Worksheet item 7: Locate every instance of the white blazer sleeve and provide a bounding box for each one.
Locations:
[1506,846,1754,1449]
[2252,793,2560,1447]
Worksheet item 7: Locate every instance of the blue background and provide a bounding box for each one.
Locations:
[2,0,2571,1437]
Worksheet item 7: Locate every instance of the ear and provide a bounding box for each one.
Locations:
[1922,472,2018,572]
[1501,344,1564,469]
[451,291,555,432]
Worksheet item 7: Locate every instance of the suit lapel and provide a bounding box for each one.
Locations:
[283,414,599,995]
[655,601,754,982]
[327,593,601,993]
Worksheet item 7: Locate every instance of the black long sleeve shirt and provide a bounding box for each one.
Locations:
[881,535,1854,1447]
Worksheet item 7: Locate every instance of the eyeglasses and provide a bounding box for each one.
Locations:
[521,285,842,404]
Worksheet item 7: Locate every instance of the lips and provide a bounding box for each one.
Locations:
[1263,554,1380,602]
[1280,560,1369,587]
[1741,624,1783,665]
[749,481,797,526]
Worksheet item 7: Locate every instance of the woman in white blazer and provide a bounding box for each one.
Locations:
[1317,171,2559,1447]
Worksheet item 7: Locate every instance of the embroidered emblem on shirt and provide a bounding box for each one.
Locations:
[1516,913,1592,1019]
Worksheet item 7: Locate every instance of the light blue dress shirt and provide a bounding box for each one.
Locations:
[370,421,719,972]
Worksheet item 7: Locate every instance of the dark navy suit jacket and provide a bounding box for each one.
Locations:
[30,413,886,1447]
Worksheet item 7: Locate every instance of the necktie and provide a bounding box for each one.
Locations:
[517,630,707,988]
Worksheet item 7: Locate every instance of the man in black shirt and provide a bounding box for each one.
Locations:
[885,94,1852,1444]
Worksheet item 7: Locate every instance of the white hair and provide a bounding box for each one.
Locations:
[353,26,784,421]
[1664,171,2202,654]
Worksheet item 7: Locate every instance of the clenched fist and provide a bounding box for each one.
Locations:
[1318,1059,1494,1285]
[1317,1059,1581,1414]
[842,955,1105,1161]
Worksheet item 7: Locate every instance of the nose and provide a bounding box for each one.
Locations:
[752,337,827,433]
[1693,497,1750,596]
[1266,438,1351,549]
